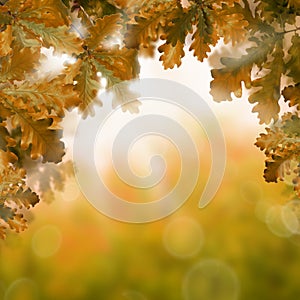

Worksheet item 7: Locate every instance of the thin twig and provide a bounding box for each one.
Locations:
[282,27,300,34]
[70,23,84,39]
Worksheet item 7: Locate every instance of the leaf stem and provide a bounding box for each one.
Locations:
[70,23,84,39]
[282,27,300,34]
[79,5,94,26]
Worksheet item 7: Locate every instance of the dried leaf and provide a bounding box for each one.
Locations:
[286,33,300,83]
[1,96,65,162]
[158,40,185,69]
[124,1,175,48]
[4,78,80,117]
[189,8,218,62]
[216,3,249,46]
[282,84,300,110]
[0,24,12,56]
[94,46,140,80]
[74,58,101,114]
[20,20,83,55]
[210,36,276,101]
[18,0,69,27]
[85,13,123,50]
[249,40,284,124]
[0,47,40,82]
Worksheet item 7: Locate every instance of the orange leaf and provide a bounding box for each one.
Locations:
[158,40,185,69]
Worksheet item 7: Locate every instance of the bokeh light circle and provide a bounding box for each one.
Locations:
[31,225,62,258]
[60,179,81,202]
[255,200,272,222]
[163,216,205,258]
[4,278,38,300]
[281,200,300,235]
[182,259,239,300]
[265,205,293,238]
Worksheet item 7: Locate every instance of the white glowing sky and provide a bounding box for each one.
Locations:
[42,44,277,164]
[41,45,268,135]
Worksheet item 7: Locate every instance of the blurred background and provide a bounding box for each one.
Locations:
[0,48,300,300]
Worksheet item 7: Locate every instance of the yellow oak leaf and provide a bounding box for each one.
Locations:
[190,34,212,62]
[20,20,83,55]
[94,46,140,80]
[91,58,121,88]
[18,0,69,27]
[282,84,300,110]
[125,1,176,49]
[85,14,123,50]
[12,23,41,49]
[210,36,277,101]
[60,59,83,85]
[158,40,185,69]
[286,33,300,83]
[210,62,251,101]
[0,96,65,162]
[3,78,80,118]
[255,127,285,155]
[74,58,101,115]
[189,9,219,62]
[5,187,39,209]
[249,41,284,124]
[6,214,27,233]
[0,25,12,56]
[0,47,40,82]
[10,114,65,163]
[216,4,249,46]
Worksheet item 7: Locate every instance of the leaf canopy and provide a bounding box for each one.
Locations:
[0,0,300,238]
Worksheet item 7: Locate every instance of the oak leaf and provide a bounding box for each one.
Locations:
[12,23,41,49]
[0,96,65,163]
[0,47,39,82]
[189,8,218,62]
[10,114,65,163]
[124,1,176,49]
[286,33,300,83]
[20,20,83,55]
[18,0,69,27]
[94,46,139,80]
[5,187,39,209]
[163,5,196,45]
[210,36,276,101]
[255,127,285,155]
[0,24,12,56]
[158,40,185,69]
[74,58,101,114]
[249,40,284,124]
[4,78,80,117]
[216,3,249,46]
[282,84,300,110]
[85,13,123,50]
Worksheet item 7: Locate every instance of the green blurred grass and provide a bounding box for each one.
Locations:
[1,134,300,300]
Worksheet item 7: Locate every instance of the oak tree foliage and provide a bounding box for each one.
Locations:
[0,0,299,238]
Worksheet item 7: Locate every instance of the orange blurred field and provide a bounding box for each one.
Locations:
[1,117,300,300]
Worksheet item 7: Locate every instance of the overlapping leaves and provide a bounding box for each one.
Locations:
[256,114,300,197]
[207,0,300,190]
[0,0,300,238]
[0,0,139,238]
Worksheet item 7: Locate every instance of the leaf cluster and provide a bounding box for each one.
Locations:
[256,113,300,196]
[0,0,300,238]
[0,0,140,238]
